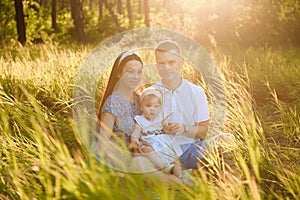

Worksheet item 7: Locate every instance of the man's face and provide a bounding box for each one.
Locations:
[155,51,183,81]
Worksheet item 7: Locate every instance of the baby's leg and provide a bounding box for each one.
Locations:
[172,158,195,186]
[172,158,183,178]
[140,146,166,170]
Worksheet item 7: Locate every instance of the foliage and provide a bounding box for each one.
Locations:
[1,0,300,46]
[0,0,17,44]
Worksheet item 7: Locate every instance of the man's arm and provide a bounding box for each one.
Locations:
[163,120,209,140]
[186,120,209,140]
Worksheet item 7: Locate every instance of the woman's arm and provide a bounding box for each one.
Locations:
[99,112,116,138]
[96,112,129,169]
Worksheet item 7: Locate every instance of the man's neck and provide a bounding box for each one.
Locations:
[161,76,182,91]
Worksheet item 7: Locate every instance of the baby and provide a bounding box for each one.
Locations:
[130,87,183,178]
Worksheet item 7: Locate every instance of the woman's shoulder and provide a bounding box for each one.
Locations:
[102,93,123,113]
[104,93,127,105]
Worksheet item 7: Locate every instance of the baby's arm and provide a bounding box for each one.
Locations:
[129,123,142,149]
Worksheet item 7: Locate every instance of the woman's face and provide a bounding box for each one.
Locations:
[118,60,143,90]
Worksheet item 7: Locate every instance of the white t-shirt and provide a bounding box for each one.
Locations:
[153,78,210,126]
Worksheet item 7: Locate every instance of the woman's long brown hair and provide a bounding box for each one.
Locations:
[97,51,143,123]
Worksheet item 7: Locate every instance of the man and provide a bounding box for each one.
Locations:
[153,40,235,170]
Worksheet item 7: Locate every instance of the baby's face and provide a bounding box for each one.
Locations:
[141,97,161,121]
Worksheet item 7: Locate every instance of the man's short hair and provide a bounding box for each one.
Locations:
[155,39,181,56]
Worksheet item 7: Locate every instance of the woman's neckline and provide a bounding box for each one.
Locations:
[113,90,130,99]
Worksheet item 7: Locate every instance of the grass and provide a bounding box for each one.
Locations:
[0,42,299,199]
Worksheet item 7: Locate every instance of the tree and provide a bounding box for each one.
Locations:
[14,0,26,45]
[163,0,167,9]
[126,0,133,28]
[117,0,122,14]
[59,0,68,13]
[144,0,150,27]
[89,0,93,10]
[138,0,142,13]
[102,0,123,31]
[0,21,5,46]
[39,0,48,8]
[70,0,85,43]
[99,0,103,17]
[52,0,58,32]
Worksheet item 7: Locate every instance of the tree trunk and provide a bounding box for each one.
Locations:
[144,0,150,27]
[0,22,5,46]
[38,0,47,8]
[179,3,184,27]
[163,0,167,9]
[126,0,133,28]
[99,0,103,17]
[51,0,58,32]
[70,0,85,43]
[138,0,142,14]
[117,0,122,14]
[89,0,93,10]
[103,0,123,31]
[59,0,68,13]
[14,0,26,45]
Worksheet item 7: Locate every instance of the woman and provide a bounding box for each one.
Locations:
[95,50,143,170]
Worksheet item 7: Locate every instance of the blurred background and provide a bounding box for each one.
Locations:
[1,0,300,47]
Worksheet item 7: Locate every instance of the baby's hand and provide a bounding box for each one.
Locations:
[162,121,171,134]
[129,136,140,151]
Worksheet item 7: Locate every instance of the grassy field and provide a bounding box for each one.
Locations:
[0,42,299,199]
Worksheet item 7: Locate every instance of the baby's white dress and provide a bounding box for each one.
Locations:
[134,114,192,164]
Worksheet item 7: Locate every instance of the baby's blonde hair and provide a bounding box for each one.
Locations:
[139,87,162,106]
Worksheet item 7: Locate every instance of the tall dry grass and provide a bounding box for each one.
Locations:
[0,42,299,199]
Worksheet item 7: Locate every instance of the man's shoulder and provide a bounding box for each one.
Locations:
[183,79,205,93]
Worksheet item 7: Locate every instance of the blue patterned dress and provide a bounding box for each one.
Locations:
[91,92,140,168]
[101,92,139,145]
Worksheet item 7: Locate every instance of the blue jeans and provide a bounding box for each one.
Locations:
[179,140,208,169]
[179,133,236,169]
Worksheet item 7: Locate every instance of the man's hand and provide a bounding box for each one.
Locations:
[162,120,209,139]
[162,122,184,135]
